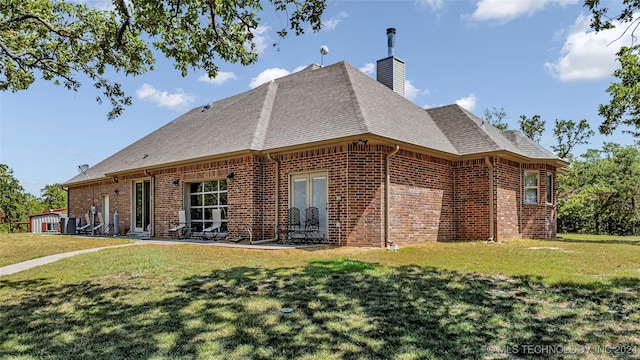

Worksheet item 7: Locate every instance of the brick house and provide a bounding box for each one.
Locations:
[63,41,566,247]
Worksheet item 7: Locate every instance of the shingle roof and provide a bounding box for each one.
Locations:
[426,104,560,160]
[64,61,564,185]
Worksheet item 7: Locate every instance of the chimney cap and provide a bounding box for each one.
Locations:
[386,27,396,34]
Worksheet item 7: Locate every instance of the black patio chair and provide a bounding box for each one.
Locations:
[278,207,304,244]
[304,206,323,243]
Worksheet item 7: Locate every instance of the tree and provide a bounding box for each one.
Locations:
[40,183,67,210]
[518,114,545,143]
[584,1,640,138]
[556,144,640,235]
[1,0,326,119]
[597,46,640,137]
[483,106,509,131]
[551,119,594,159]
[0,164,28,232]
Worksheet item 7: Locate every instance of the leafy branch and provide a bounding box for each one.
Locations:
[0,0,326,119]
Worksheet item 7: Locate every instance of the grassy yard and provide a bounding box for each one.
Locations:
[0,234,639,359]
[0,233,133,267]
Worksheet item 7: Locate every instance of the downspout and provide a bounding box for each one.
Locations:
[259,153,279,245]
[519,166,523,237]
[484,157,495,242]
[385,145,400,248]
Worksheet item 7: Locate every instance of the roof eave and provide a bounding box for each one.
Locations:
[262,134,463,161]
[63,149,257,187]
[103,149,256,178]
[460,150,569,169]
[63,176,113,188]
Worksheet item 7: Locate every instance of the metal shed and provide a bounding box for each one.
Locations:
[29,208,66,234]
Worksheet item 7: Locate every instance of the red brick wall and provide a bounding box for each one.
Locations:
[153,168,183,237]
[453,158,491,241]
[67,179,121,232]
[253,157,277,240]
[389,150,455,243]
[521,164,557,239]
[346,144,385,247]
[67,146,558,245]
[495,158,521,241]
[277,145,349,245]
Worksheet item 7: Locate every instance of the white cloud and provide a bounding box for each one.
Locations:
[323,12,348,30]
[136,84,195,110]
[198,71,238,85]
[544,14,634,82]
[359,63,375,76]
[456,94,477,111]
[404,80,421,101]
[468,0,577,23]
[251,25,271,54]
[249,68,291,88]
[404,80,430,101]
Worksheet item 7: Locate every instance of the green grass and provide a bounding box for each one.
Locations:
[0,234,639,359]
[0,233,133,267]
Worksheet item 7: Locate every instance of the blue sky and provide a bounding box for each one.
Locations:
[1,0,637,196]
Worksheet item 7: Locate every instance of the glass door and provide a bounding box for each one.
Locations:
[102,194,110,233]
[290,172,328,237]
[134,180,152,233]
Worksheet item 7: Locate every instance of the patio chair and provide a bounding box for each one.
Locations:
[200,208,223,240]
[168,210,188,239]
[304,206,322,242]
[76,213,92,234]
[91,212,104,235]
[278,207,305,244]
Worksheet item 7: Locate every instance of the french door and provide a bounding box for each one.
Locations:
[102,194,110,232]
[290,172,327,237]
[133,179,152,233]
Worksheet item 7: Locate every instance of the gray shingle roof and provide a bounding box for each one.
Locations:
[64,61,564,185]
[427,104,514,154]
[426,104,560,160]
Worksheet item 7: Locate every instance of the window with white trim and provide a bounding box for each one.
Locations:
[188,180,227,232]
[524,171,539,204]
[546,172,553,204]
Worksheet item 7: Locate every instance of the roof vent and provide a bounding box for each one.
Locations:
[202,102,213,112]
[376,28,405,97]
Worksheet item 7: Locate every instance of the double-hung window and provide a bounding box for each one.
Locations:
[524,171,539,204]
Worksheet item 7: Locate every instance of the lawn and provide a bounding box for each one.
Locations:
[0,234,639,359]
[0,233,133,267]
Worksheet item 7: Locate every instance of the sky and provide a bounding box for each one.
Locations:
[1,0,638,197]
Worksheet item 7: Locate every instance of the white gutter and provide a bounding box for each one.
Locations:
[385,145,400,248]
[484,157,495,242]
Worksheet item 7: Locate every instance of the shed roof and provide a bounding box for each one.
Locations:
[65,61,565,185]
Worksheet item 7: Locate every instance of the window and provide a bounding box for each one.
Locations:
[524,171,539,204]
[189,180,227,232]
[546,173,553,204]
